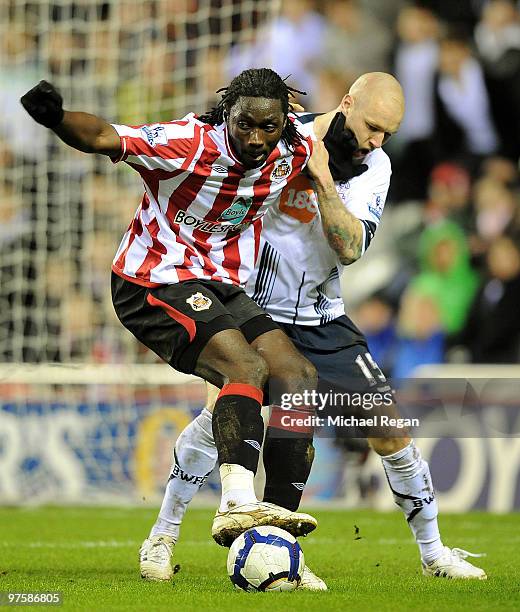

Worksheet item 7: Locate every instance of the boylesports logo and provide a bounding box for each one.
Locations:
[271,159,292,182]
[186,292,212,311]
[218,196,253,225]
[141,125,168,147]
[279,174,317,223]
[173,210,251,234]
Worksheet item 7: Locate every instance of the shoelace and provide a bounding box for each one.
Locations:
[451,547,487,560]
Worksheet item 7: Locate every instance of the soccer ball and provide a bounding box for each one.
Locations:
[227,526,305,592]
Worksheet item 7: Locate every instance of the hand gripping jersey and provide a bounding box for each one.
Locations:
[110,114,312,287]
[246,113,391,325]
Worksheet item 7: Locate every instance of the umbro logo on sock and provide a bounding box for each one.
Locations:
[292,482,305,490]
[244,439,261,451]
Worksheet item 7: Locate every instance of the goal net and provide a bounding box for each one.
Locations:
[0,0,280,504]
[0,0,281,364]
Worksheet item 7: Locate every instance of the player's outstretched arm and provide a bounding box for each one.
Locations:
[20,80,121,158]
[307,141,363,265]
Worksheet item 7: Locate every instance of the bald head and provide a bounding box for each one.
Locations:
[350,73,404,114]
[341,72,405,155]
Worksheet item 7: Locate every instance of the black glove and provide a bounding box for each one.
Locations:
[323,112,368,181]
[20,80,64,129]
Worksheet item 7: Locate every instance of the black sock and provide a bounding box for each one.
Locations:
[262,428,315,511]
[212,383,264,473]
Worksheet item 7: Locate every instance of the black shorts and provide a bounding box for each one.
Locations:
[111,273,279,374]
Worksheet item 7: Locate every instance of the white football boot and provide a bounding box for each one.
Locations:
[298,565,328,591]
[212,502,317,547]
[422,546,487,580]
[140,535,175,581]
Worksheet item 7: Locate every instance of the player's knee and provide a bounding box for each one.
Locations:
[230,351,269,388]
[277,356,317,394]
[300,359,318,391]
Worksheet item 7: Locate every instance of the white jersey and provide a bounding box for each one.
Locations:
[110,114,312,287]
[245,113,391,325]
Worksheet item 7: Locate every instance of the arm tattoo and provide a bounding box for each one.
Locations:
[313,180,363,265]
[326,223,362,265]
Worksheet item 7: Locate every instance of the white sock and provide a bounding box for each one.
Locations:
[150,408,217,541]
[219,463,257,512]
[381,440,444,564]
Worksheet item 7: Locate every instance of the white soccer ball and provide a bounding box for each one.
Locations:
[227,526,305,592]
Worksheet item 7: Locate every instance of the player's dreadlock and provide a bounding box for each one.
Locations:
[199,68,305,150]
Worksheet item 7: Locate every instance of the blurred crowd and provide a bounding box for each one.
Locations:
[1,0,520,371]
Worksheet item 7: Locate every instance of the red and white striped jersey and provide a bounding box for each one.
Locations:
[110,113,312,287]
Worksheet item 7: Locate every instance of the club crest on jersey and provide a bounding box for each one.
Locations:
[271,159,292,182]
[218,196,253,225]
[141,125,168,147]
[186,292,212,311]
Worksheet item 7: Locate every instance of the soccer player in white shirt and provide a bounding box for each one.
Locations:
[139,73,486,587]
[20,68,330,550]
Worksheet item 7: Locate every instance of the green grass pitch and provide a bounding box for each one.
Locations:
[0,506,518,611]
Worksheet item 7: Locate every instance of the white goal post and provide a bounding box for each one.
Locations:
[0,363,196,386]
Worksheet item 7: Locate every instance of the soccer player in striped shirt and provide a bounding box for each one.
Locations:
[20,68,324,547]
[137,73,486,588]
